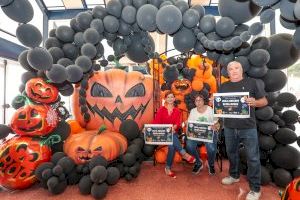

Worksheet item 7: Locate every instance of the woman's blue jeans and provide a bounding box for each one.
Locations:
[224,127,261,192]
[166,134,186,169]
[186,132,218,167]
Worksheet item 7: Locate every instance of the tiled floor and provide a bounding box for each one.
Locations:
[1,160,280,200]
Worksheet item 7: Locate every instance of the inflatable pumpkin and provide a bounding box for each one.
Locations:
[73,69,154,131]
[64,127,128,164]
[281,177,300,200]
[10,104,58,137]
[0,136,52,189]
[154,146,182,164]
[171,79,192,95]
[25,78,59,104]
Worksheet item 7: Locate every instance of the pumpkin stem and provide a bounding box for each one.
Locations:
[40,134,62,146]
[98,125,107,134]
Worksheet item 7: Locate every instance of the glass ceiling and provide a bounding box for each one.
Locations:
[40,0,218,11]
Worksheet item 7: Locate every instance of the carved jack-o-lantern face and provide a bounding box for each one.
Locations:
[64,129,128,164]
[0,136,51,189]
[26,78,58,104]
[10,104,58,137]
[72,69,154,131]
[171,79,192,95]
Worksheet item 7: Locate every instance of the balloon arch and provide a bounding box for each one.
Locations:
[0,0,300,199]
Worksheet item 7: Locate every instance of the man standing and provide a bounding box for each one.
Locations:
[219,61,268,200]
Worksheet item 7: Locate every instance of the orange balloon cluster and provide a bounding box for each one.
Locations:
[187,55,217,94]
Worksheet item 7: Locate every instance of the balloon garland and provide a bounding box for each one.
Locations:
[0,0,300,199]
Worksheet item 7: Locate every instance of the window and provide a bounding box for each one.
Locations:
[0,61,4,124]
[5,60,26,124]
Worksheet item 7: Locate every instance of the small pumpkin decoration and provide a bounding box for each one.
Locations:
[154,146,182,164]
[67,119,86,135]
[281,177,300,200]
[0,136,52,189]
[10,104,58,137]
[171,79,192,95]
[63,126,128,164]
[72,69,154,131]
[25,78,59,104]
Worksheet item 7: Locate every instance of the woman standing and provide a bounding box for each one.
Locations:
[153,91,195,178]
[186,94,220,175]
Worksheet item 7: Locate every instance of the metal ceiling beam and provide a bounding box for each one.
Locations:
[0,38,27,61]
[34,0,49,17]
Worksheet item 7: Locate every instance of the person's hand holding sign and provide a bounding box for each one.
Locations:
[245,96,256,107]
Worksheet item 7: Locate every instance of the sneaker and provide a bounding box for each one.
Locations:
[246,191,261,200]
[208,165,215,175]
[164,168,176,178]
[192,163,203,174]
[221,176,240,185]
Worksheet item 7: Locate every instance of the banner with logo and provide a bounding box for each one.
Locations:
[187,121,214,143]
[213,92,250,118]
[144,124,173,145]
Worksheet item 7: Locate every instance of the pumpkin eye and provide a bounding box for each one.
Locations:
[125,83,145,97]
[45,88,51,92]
[35,83,43,87]
[94,146,102,151]
[77,147,86,152]
[18,112,26,119]
[30,109,39,118]
[91,83,113,97]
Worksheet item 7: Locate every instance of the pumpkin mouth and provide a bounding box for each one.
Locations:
[19,121,43,132]
[86,99,151,124]
[174,84,190,91]
[30,89,50,99]
[78,155,92,162]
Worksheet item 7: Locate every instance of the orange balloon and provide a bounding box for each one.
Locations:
[192,79,204,91]
[67,119,86,135]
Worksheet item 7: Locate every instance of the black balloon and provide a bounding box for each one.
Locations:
[66,65,83,83]
[18,50,37,72]
[156,5,182,34]
[27,47,53,71]
[56,26,75,43]
[83,28,100,44]
[57,58,73,67]
[173,28,196,53]
[255,106,273,121]
[81,43,97,59]
[273,168,293,188]
[75,56,92,73]
[271,146,300,170]
[262,70,287,92]
[1,0,33,23]
[16,24,42,48]
[48,47,64,64]
[92,6,107,20]
[107,0,122,18]
[126,32,155,63]
[259,135,276,151]
[267,33,300,70]
[276,92,297,107]
[46,64,67,84]
[218,0,262,25]
[103,15,120,33]
[76,12,93,30]
[62,43,79,60]
[45,37,62,50]
[251,37,271,50]
[274,128,297,145]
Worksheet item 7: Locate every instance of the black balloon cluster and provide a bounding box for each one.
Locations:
[32,119,156,198]
[238,92,300,188]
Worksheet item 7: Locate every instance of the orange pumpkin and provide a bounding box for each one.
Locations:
[171,79,192,95]
[67,120,86,135]
[10,104,58,137]
[25,78,59,104]
[64,128,128,164]
[154,146,182,164]
[72,69,154,131]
